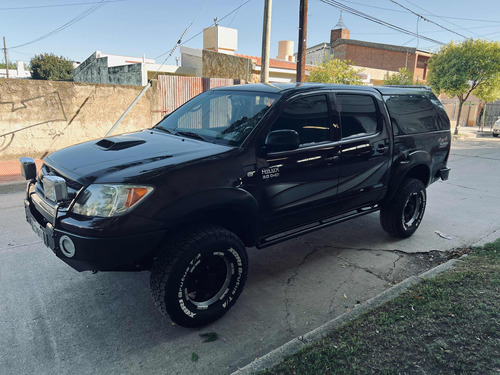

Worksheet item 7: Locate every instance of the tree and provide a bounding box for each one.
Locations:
[383,68,417,85]
[307,58,362,85]
[30,53,74,81]
[0,62,17,70]
[427,39,500,135]
[474,74,500,131]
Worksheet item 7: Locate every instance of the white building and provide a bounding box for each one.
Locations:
[0,61,31,79]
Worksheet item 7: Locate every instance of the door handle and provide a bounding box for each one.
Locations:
[325,155,339,164]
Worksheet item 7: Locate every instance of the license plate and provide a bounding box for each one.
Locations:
[29,216,45,240]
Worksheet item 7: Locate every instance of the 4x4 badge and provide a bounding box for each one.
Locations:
[261,166,280,180]
[438,137,449,148]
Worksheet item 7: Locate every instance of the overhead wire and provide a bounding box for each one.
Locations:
[7,0,112,50]
[401,0,483,38]
[154,0,252,60]
[318,0,444,46]
[0,1,124,11]
[390,0,468,39]
[335,0,500,23]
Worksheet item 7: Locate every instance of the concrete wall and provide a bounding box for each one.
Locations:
[74,52,143,86]
[304,43,331,66]
[0,78,162,160]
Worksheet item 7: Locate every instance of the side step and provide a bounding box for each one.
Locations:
[256,206,379,249]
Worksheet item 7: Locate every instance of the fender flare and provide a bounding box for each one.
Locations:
[154,187,260,246]
[385,151,431,203]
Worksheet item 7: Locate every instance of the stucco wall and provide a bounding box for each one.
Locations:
[0,79,161,160]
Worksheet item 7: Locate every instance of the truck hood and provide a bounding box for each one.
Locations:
[44,130,233,184]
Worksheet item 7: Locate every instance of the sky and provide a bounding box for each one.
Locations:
[1,0,500,66]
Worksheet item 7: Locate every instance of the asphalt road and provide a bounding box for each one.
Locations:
[1,136,499,375]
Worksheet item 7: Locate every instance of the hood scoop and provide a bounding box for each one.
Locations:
[95,138,146,151]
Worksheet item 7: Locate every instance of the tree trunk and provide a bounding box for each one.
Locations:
[454,98,465,135]
[481,102,486,132]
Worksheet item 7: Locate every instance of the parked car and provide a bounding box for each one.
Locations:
[492,116,500,137]
[21,83,451,327]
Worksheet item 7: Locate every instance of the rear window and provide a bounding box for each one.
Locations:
[337,94,380,139]
[384,95,449,135]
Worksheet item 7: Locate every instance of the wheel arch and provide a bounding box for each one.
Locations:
[385,155,431,203]
[154,188,260,247]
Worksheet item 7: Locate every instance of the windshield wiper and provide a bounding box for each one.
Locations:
[154,127,178,135]
[176,131,211,142]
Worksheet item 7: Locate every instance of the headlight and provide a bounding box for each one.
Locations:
[72,184,154,217]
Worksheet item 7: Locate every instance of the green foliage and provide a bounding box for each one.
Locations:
[307,58,362,85]
[0,62,17,70]
[427,39,500,134]
[474,74,500,103]
[427,39,500,97]
[30,53,74,81]
[383,68,416,85]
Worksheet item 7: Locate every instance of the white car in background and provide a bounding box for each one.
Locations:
[493,117,500,137]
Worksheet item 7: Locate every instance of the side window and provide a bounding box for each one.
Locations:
[271,94,331,146]
[337,94,380,139]
[384,95,446,135]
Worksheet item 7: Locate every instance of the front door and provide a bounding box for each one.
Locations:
[257,92,341,236]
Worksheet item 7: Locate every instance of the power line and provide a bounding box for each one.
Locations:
[319,0,444,46]
[0,0,124,11]
[7,0,112,50]
[391,0,470,39]
[154,0,252,59]
[336,0,500,24]
[402,0,482,38]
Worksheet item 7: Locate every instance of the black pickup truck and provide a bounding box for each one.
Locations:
[21,83,451,327]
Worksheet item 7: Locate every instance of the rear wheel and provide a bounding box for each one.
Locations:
[493,133,499,137]
[380,178,427,238]
[150,225,248,327]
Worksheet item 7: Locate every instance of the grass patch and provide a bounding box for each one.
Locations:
[261,240,500,375]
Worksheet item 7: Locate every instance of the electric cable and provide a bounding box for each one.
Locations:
[390,0,468,39]
[8,0,112,50]
[0,1,124,11]
[319,0,444,45]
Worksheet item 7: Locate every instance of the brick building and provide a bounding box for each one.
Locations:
[304,16,431,85]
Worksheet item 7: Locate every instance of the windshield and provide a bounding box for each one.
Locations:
[155,90,279,146]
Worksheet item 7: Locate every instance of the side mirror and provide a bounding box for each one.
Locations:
[264,130,300,153]
[20,157,37,180]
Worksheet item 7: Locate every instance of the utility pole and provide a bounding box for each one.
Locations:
[261,0,272,83]
[3,37,9,79]
[296,0,308,83]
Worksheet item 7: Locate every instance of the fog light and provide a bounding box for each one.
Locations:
[59,235,76,258]
[43,176,68,202]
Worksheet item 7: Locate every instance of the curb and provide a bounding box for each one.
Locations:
[231,258,460,375]
[0,181,27,194]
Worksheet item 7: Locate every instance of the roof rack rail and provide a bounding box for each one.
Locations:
[380,85,431,90]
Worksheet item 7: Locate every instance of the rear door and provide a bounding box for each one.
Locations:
[335,92,392,212]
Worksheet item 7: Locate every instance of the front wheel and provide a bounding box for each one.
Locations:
[493,133,499,137]
[380,178,427,238]
[150,225,248,327]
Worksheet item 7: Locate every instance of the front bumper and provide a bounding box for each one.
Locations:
[24,196,166,272]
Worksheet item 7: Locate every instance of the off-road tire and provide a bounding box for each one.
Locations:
[150,225,248,327]
[380,178,427,238]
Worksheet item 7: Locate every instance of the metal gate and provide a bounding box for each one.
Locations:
[484,103,500,129]
[158,75,244,117]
